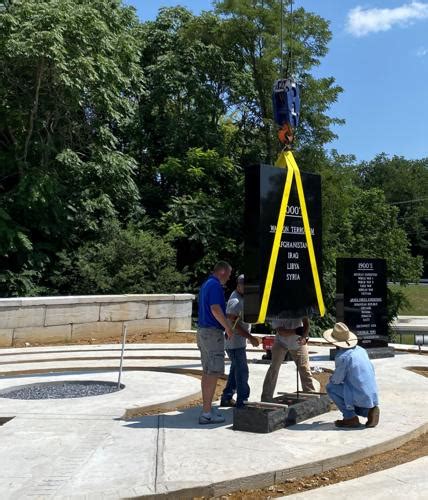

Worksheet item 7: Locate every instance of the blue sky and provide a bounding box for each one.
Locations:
[130,1,428,162]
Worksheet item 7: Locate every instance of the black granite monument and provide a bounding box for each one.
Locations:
[335,257,394,358]
[244,164,322,322]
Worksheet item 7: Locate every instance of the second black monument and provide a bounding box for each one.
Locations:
[335,257,394,358]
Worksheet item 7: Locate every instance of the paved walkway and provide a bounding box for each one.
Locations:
[0,343,427,498]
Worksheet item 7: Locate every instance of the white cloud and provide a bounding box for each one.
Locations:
[416,46,428,56]
[347,2,428,37]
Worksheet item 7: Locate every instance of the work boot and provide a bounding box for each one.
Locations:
[334,416,361,428]
[219,398,236,407]
[366,406,380,428]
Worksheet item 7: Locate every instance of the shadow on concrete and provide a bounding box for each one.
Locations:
[122,408,346,432]
[123,407,234,430]
[288,420,365,431]
[0,346,200,358]
[309,354,331,362]
[122,413,357,433]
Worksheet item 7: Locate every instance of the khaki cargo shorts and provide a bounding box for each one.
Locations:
[197,327,225,375]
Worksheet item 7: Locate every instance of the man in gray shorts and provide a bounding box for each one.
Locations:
[197,261,234,424]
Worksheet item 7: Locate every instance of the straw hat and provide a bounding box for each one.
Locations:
[323,322,358,349]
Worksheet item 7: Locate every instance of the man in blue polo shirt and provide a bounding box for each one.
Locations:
[197,261,234,424]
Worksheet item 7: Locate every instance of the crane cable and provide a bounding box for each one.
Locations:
[282,0,294,80]
[273,0,299,146]
[280,0,284,77]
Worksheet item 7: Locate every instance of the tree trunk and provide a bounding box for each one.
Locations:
[22,60,45,170]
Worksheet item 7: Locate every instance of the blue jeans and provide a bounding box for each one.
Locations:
[326,382,370,419]
[222,348,250,407]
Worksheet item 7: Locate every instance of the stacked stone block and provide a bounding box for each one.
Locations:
[0,294,194,347]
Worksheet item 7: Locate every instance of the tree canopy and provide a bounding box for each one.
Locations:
[0,0,425,323]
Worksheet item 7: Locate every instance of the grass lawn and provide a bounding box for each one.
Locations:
[389,284,428,316]
[394,332,423,344]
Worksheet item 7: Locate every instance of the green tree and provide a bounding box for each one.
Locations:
[299,150,423,329]
[327,185,423,323]
[159,148,243,287]
[356,154,428,276]
[0,0,142,295]
[134,7,246,219]
[53,224,186,294]
[335,188,422,283]
[137,8,240,166]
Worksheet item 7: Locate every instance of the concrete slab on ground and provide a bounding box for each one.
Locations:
[0,343,426,498]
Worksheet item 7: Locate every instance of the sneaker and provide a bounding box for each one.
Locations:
[213,406,224,416]
[366,406,380,428]
[198,413,225,425]
[219,398,236,407]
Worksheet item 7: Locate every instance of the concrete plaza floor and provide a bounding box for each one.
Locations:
[0,341,427,498]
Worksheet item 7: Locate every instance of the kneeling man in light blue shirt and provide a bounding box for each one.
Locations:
[323,322,380,428]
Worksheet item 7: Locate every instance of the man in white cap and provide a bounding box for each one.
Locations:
[220,274,260,408]
[323,322,380,428]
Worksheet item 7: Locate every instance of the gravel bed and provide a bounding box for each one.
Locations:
[0,380,124,400]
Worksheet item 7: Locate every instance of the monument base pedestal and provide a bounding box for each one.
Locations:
[232,395,331,433]
[233,406,286,433]
[329,346,395,361]
[365,347,395,359]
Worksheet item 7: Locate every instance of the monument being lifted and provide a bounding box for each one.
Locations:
[243,160,323,323]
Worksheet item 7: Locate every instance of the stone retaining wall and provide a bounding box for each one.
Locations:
[0,294,194,347]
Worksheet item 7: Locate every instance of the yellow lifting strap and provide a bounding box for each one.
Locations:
[255,150,325,324]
